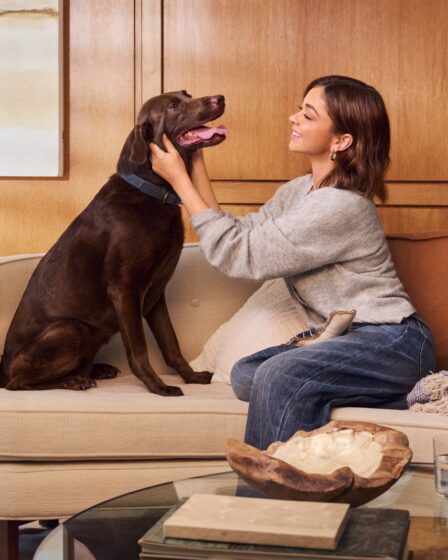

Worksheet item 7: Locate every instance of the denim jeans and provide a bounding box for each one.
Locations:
[230,314,435,450]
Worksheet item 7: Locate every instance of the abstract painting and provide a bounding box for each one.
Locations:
[0,0,63,176]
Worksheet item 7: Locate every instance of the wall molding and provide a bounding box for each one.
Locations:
[211,181,448,207]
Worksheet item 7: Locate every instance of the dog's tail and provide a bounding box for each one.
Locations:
[0,357,8,388]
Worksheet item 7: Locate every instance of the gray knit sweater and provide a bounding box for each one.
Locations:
[191,174,415,326]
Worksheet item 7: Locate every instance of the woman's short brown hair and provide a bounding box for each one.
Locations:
[305,75,390,202]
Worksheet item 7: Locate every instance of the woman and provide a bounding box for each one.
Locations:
[150,75,435,450]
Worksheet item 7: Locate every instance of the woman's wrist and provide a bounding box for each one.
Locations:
[192,148,204,163]
[172,175,209,216]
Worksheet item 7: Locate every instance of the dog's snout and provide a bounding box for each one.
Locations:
[209,95,225,106]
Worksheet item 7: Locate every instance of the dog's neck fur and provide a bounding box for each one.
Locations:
[116,132,193,189]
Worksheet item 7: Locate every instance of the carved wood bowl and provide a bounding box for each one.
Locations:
[226,421,412,506]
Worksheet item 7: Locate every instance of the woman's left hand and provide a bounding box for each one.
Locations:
[149,134,188,185]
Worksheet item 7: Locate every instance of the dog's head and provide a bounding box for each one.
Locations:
[118,90,226,174]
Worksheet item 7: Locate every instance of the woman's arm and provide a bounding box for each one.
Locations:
[190,149,221,211]
[150,135,220,216]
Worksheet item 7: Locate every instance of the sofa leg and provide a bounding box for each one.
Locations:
[0,520,20,560]
[63,524,75,560]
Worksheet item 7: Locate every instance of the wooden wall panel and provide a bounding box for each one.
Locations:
[0,0,135,255]
[163,0,307,180]
[377,206,448,234]
[163,0,448,184]
[2,2,447,254]
[161,0,448,242]
[135,0,162,110]
[211,181,448,206]
[183,202,448,243]
[396,0,448,180]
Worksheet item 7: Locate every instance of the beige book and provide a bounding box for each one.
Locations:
[162,494,350,550]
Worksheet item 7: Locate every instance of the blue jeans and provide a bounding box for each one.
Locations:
[230,314,435,450]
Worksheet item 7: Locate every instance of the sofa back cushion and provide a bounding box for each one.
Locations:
[386,232,448,370]
[0,248,260,366]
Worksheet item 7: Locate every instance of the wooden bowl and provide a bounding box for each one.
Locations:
[226,421,412,506]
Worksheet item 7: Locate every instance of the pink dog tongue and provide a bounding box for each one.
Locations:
[193,125,227,140]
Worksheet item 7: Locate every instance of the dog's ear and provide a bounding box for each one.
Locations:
[129,122,153,164]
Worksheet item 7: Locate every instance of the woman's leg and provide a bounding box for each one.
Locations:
[230,344,294,401]
[243,315,435,449]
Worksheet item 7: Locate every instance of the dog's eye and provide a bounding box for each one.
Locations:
[168,102,179,110]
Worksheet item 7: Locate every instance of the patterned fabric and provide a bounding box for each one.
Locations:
[407,371,448,415]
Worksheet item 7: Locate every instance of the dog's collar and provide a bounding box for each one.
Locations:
[118,173,181,206]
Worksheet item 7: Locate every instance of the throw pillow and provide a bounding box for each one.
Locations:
[189,279,308,384]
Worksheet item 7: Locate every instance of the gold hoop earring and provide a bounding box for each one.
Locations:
[330,149,337,161]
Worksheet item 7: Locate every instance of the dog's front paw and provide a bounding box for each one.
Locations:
[152,384,184,397]
[185,371,213,384]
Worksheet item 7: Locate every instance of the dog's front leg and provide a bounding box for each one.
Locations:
[145,293,212,384]
[107,287,183,396]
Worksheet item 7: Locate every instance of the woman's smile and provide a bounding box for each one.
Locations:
[290,128,302,141]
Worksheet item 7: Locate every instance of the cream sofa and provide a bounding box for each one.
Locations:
[1,240,447,557]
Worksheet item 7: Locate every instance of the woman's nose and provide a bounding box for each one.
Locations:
[289,113,299,124]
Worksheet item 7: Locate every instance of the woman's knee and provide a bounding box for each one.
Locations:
[231,345,301,401]
[230,357,255,401]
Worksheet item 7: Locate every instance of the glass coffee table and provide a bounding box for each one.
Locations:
[34,465,448,560]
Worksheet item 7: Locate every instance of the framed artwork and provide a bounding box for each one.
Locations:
[0,0,63,177]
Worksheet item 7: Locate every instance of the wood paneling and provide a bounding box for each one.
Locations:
[396,0,448,180]
[163,0,307,180]
[163,0,448,183]
[135,0,162,110]
[377,206,448,234]
[0,0,135,255]
[211,181,448,206]
[183,201,448,243]
[2,1,448,254]
[301,0,400,180]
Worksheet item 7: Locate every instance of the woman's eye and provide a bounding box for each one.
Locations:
[297,105,311,120]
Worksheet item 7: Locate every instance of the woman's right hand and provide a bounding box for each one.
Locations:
[150,134,189,185]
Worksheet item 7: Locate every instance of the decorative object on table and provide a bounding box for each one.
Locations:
[139,500,410,560]
[162,494,349,550]
[407,370,448,415]
[433,433,448,496]
[226,421,412,506]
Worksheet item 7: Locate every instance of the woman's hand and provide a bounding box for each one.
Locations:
[149,134,188,185]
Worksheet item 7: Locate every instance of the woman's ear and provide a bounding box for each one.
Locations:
[334,133,353,153]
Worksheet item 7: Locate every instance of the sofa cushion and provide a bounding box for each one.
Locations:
[0,371,445,463]
[387,232,448,370]
[0,373,247,461]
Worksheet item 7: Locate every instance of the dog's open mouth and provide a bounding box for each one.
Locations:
[177,125,228,147]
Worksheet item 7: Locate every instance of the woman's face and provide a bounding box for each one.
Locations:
[288,86,336,157]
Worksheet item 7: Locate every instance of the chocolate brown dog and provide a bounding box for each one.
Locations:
[0,91,227,395]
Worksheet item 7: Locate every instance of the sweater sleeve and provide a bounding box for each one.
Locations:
[191,188,379,281]
[224,176,306,230]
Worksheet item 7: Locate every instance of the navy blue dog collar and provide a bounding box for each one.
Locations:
[118,173,181,206]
